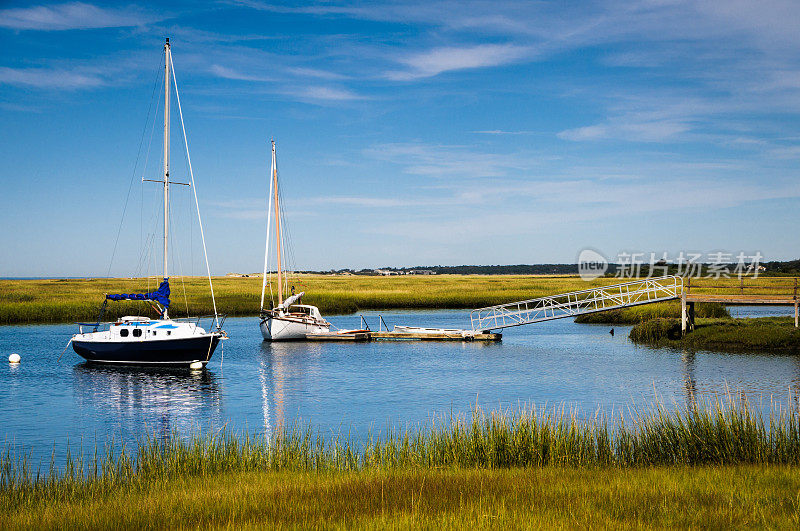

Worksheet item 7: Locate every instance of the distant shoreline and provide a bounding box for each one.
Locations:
[2,275,796,326]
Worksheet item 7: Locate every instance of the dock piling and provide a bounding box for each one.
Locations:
[681,292,687,337]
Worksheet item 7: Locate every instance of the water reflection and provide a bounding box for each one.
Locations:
[680,350,697,406]
[258,342,322,435]
[5,310,800,467]
[72,363,222,439]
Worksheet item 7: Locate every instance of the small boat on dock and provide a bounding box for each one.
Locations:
[259,140,331,341]
[306,330,371,341]
[72,39,226,366]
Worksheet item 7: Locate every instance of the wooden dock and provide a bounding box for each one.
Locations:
[681,277,799,334]
[686,294,797,305]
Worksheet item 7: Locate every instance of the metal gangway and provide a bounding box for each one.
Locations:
[470,275,683,332]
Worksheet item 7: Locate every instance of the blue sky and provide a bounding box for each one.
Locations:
[1,1,799,277]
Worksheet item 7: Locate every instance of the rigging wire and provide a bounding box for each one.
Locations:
[167,197,190,317]
[105,50,164,279]
[170,49,220,329]
[133,61,163,281]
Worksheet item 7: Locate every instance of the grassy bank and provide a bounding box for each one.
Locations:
[2,275,788,325]
[3,466,799,528]
[0,275,623,325]
[4,398,800,527]
[630,316,800,352]
[574,301,729,324]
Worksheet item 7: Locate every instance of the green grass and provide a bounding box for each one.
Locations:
[3,466,799,528]
[575,301,729,324]
[630,316,800,352]
[0,275,636,325]
[4,397,800,528]
[2,275,789,325]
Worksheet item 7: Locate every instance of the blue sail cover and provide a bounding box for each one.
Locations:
[106,279,170,308]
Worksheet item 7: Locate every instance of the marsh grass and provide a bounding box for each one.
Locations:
[0,275,622,325]
[630,316,800,352]
[575,301,729,324]
[4,396,800,511]
[0,275,774,325]
[4,466,800,528]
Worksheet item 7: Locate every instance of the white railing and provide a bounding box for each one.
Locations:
[470,275,683,331]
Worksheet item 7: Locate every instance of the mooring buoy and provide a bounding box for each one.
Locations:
[9,353,21,364]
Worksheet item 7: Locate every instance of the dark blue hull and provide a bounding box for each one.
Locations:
[72,335,220,366]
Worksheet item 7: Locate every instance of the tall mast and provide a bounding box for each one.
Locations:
[162,38,171,318]
[272,140,284,306]
[259,140,275,312]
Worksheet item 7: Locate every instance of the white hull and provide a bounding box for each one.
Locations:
[260,315,330,341]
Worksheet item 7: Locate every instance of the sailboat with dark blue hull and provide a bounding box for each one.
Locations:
[72,39,226,367]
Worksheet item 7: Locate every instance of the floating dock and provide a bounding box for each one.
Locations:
[306,326,501,342]
[306,331,371,341]
[370,330,501,341]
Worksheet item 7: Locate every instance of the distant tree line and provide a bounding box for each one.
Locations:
[302,258,800,276]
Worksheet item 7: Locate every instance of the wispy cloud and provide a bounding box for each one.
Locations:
[307,196,412,208]
[558,120,690,142]
[359,176,800,242]
[386,44,531,80]
[209,64,275,82]
[473,130,533,135]
[364,142,533,178]
[287,66,347,80]
[0,66,105,89]
[0,2,160,31]
[295,86,364,101]
[208,198,266,220]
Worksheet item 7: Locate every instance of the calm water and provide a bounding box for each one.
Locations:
[1,307,798,465]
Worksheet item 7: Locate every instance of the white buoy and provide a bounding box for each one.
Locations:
[8,353,20,364]
[189,361,203,370]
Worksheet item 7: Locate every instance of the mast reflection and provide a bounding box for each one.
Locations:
[259,341,323,437]
[72,363,222,438]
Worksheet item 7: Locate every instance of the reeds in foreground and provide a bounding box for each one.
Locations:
[2,395,800,509]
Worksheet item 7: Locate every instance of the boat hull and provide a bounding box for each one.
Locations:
[72,335,221,366]
[260,316,329,341]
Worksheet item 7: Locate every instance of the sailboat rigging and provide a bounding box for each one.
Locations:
[71,38,227,366]
[259,140,331,340]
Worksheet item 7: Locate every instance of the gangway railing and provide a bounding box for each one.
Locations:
[470,275,683,331]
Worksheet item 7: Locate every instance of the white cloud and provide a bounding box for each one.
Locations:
[0,66,105,89]
[210,64,275,82]
[0,2,159,31]
[308,196,412,208]
[360,176,800,242]
[558,120,690,142]
[473,130,533,135]
[296,86,363,101]
[287,66,347,80]
[386,44,532,80]
[364,142,533,178]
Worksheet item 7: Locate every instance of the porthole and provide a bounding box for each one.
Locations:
[167,331,171,336]
[132,329,142,338]
[152,331,156,336]
[120,329,129,337]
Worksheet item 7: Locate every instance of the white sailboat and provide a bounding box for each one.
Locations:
[72,38,226,365]
[259,140,330,341]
